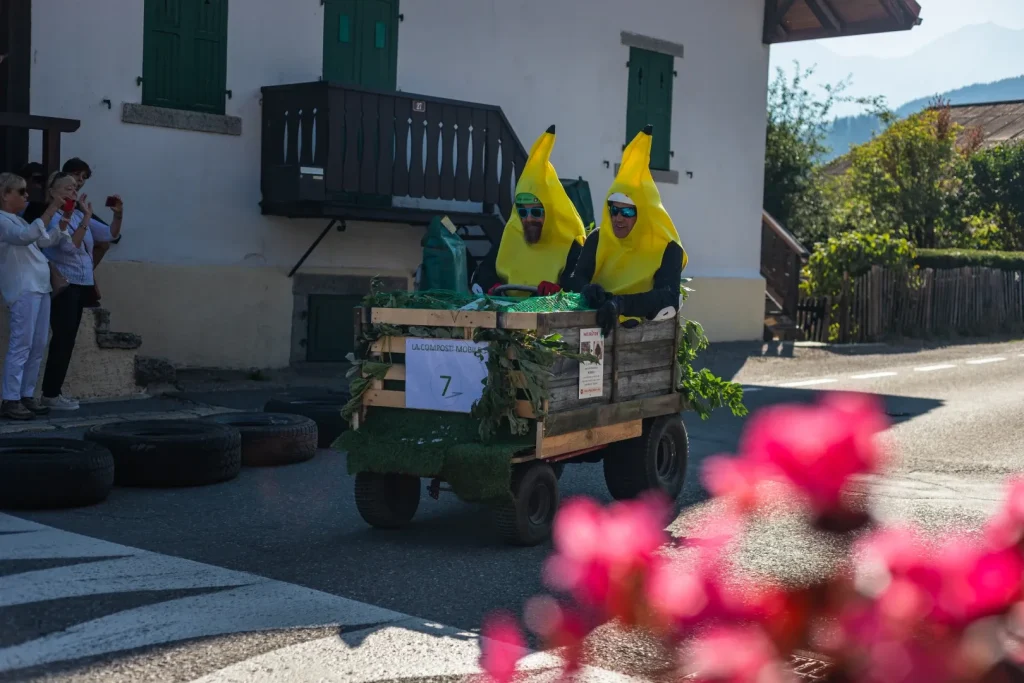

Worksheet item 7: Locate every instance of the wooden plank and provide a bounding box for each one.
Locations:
[617,367,674,401]
[370,336,407,354]
[543,393,685,437]
[370,308,498,328]
[497,312,540,330]
[359,93,379,193]
[363,389,405,408]
[483,110,500,206]
[392,97,411,196]
[342,92,362,192]
[469,108,487,202]
[376,95,396,195]
[439,104,457,200]
[383,365,406,381]
[408,100,427,198]
[538,419,643,459]
[423,102,442,200]
[454,107,472,201]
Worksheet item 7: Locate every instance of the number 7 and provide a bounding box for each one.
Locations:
[440,375,452,396]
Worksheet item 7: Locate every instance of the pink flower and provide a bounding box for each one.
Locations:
[701,454,769,513]
[544,495,669,621]
[740,392,888,516]
[479,612,527,683]
[686,625,788,683]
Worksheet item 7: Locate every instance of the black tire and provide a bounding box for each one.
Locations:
[603,415,688,502]
[493,462,559,546]
[263,392,351,448]
[84,420,242,488]
[354,472,421,529]
[0,439,115,510]
[199,412,317,467]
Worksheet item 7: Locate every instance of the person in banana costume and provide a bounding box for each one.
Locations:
[567,125,688,335]
[472,125,586,298]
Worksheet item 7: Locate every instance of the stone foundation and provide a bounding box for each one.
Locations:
[0,306,144,400]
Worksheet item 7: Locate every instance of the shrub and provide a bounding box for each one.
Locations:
[802,230,916,298]
[915,247,1024,272]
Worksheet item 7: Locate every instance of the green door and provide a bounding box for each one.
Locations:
[307,294,362,362]
[625,47,674,171]
[323,0,398,90]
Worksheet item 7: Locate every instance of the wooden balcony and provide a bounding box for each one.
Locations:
[260,81,527,234]
[0,112,81,180]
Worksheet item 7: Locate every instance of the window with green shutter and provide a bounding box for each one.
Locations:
[625,47,674,171]
[142,0,228,115]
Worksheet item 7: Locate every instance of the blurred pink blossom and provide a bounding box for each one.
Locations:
[479,612,527,683]
[985,479,1024,550]
[686,625,790,683]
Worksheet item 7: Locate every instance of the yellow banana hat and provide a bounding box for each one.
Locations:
[495,125,586,294]
[592,125,688,297]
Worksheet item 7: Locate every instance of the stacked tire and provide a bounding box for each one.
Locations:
[0,439,115,509]
[262,389,351,448]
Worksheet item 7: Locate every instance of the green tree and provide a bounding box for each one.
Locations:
[960,142,1024,250]
[764,63,850,243]
[842,100,979,248]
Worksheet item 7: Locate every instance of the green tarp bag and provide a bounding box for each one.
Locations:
[420,215,469,293]
[560,177,596,233]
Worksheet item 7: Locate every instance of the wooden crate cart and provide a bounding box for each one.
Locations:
[350,304,690,545]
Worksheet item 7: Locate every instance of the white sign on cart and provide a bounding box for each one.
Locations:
[404,339,490,413]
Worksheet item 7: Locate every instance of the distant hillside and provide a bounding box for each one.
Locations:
[823,75,1024,161]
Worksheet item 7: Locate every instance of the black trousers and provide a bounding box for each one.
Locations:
[42,284,88,398]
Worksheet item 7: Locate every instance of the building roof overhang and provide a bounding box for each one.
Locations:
[764,0,923,44]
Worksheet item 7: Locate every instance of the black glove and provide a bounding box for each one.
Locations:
[596,297,620,337]
[581,283,609,309]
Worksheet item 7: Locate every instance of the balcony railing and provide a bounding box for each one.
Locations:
[761,210,809,317]
[260,82,528,224]
[0,112,81,181]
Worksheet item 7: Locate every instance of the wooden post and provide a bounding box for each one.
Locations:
[839,272,851,344]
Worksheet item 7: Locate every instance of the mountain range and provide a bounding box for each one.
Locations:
[768,22,1024,161]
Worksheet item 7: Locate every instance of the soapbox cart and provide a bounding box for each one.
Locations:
[347,287,690,546]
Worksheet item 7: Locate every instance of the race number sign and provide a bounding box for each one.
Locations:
[404,339,489,413]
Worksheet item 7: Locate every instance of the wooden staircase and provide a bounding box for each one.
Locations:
[761,210,809,342]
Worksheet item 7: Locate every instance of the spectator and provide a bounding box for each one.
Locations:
[39,172,104,411]
[16,162,47,221]
[0,173,72,420]
[62,157,123,305]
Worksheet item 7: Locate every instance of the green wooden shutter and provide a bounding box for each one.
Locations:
[323,0,359,84]
[143,0,228,114]
[625,47,674,171]
[357,0,398,90]
[307,294,361,362]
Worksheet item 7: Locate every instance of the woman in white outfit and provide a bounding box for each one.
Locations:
[0,173,73,420]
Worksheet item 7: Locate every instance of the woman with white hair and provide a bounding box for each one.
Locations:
[38,172,96,411]
[0,172,73,420]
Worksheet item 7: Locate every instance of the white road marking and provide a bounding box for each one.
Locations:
[966,357,1007,365]
[850,371,898,380]
[914,364,956,372]
[777,378,838,388]
[741,386,762,393]
[0,514,629,682]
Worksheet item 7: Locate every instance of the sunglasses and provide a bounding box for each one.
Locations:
[608,204,637,218]
[517,206,544,219]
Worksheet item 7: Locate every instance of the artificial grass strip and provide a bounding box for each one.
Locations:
[336,407,534,502]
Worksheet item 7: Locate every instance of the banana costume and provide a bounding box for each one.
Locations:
[472,126,586,298]
[567,126,688,331]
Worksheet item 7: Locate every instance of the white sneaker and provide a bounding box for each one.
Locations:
[41,395,80,411]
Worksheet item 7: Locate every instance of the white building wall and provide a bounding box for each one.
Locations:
[28,0,768,369]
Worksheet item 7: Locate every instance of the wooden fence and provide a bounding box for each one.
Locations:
[797,266,1024,343]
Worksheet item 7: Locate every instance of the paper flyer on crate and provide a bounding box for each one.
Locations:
[578,328,605,399]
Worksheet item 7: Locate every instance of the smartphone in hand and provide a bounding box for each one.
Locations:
[63,198,75,213]
[105,196,118,208]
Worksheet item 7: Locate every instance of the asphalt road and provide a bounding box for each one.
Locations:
[3,338,1024,682]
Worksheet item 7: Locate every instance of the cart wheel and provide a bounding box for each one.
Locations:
[493,462,559,546]
[354,472,421,529]
[603,415,688,501]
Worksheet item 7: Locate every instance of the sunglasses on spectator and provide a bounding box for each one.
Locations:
[608,204,638,218]
[517,206,544,219]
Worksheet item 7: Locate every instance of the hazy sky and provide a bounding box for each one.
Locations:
[775,0,1024,59]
